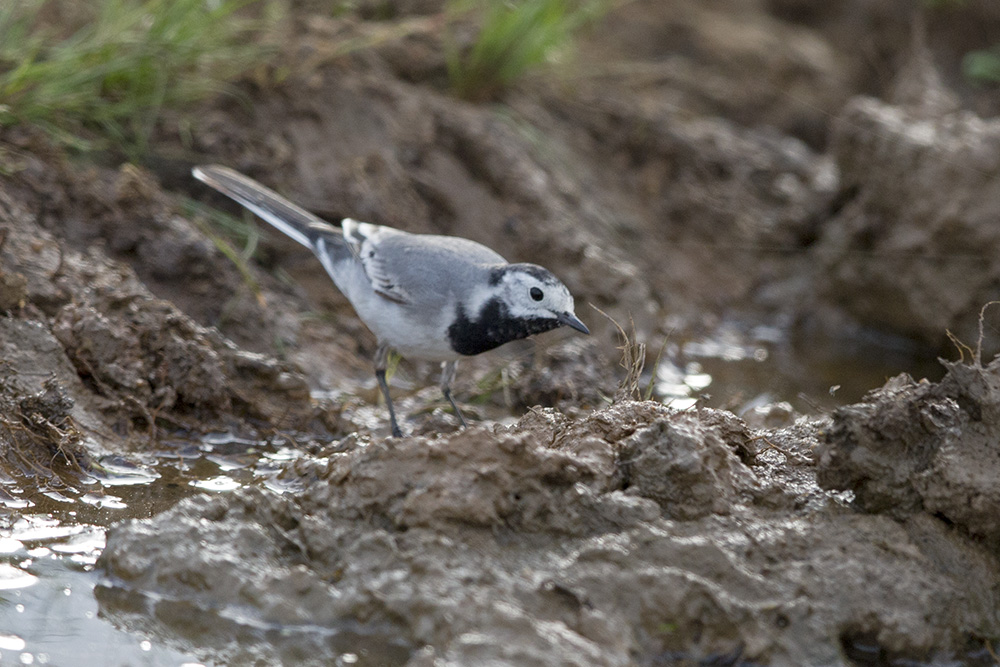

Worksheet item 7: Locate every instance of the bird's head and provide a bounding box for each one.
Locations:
[494,264,589,335]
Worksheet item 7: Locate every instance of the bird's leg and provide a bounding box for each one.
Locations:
[440,360,468,429]
[375,344,403,437]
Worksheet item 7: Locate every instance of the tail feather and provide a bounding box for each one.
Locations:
[192,165,343,250]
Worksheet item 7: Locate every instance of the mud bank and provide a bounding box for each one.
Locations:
[99,365,1000,666]
[805,91,1000,355]
[0,146,345,481]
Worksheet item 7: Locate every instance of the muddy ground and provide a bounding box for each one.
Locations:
[3,0,1000,664]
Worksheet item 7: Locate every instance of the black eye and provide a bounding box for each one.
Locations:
[530,287,544,301]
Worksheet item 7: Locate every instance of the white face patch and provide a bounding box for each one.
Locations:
[501,267,576,322]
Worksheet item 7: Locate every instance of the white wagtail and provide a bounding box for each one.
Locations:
[192,165,590,436]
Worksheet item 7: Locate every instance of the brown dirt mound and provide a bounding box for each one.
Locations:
[818,358,1000,542]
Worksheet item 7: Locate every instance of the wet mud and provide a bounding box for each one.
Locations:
[3,0,1000,664]
[819,359,1000,541]
[98,394,1000,666]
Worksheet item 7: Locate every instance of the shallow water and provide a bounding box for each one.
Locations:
[0,434,305,666]
[0,326,952,665]
[0,554,200,666]
[656,320,944,415]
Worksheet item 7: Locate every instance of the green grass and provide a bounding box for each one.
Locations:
[964,48,1000,84]
[0,0,276,156]
[182,196,264,301]
[922,0,1000,85]
[446,0,608,102]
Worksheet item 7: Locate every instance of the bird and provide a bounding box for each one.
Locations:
[192,165,590,437]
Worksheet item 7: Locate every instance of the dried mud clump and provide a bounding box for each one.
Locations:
[0,254,28,312]
[52,301,227,414]
[817,359,1000,541]
[618,408,756,519]
[295,403,664,535]
[40,269,314,431]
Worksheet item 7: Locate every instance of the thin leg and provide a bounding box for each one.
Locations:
[375,344,402,437]
[440,360,468,429]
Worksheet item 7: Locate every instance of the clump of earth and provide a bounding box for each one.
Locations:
[97,364,1000,665]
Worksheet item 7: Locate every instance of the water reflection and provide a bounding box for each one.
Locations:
[655,321,944,416]
[0,430,305,666]
[0,563,38,591]
[0,554,202,666]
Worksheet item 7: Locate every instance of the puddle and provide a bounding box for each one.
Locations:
[0,502,192,665]
[0,432,307,666]
[0,546,201,666]
[656,321,944,415]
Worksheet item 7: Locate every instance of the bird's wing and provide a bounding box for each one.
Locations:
[342,219,413,304]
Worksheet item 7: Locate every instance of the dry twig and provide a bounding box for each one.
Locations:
[590,304,645,403]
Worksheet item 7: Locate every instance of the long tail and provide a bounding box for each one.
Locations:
[192,165,345,251]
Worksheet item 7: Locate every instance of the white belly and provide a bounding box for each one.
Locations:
[330,261,461,362]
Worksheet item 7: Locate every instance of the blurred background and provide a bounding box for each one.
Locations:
[5,0,1000,419]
